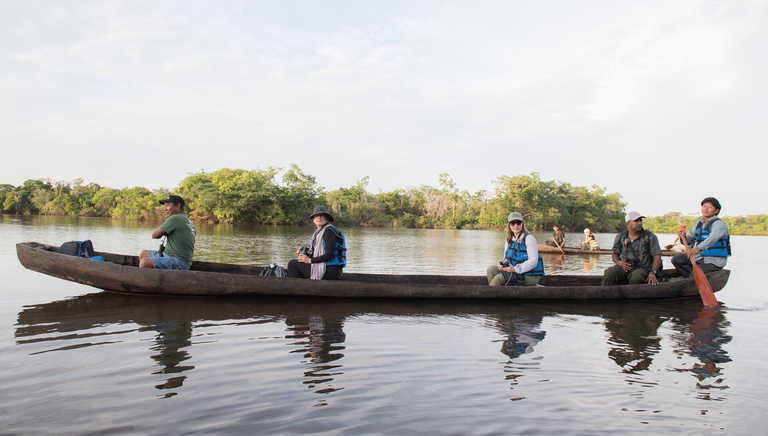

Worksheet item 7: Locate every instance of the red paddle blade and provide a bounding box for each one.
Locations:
[692,263,719,307]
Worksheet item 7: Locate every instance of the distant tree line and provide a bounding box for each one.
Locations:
[643,212,768,236]
[2,166,765,234]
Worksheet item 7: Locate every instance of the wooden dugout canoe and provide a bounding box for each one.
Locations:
[16,242,729,300]
[537,243,677,256]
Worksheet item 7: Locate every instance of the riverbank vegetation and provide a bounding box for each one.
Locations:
[642,212,768,236]
[2,167,766,235]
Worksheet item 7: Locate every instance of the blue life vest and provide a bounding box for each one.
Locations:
[324,225,347,267]
[504,233,544,277]
[694,218,731,258]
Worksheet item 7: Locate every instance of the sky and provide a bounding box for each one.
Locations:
[1,0,766,217]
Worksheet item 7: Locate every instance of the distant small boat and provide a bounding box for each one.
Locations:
[17,242,728,301]
[537,244,677,256]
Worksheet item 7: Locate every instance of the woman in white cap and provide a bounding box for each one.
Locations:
[287,205,347,280]
[486,212,545,286]
[581,228,599,251]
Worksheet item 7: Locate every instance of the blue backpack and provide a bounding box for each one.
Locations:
[58,240,104,261]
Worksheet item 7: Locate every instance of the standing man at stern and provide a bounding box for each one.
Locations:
[139,195,196,270]
[671,197,731,277]
[602,211,662,286]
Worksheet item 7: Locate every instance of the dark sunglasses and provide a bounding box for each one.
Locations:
[509,220,523,225]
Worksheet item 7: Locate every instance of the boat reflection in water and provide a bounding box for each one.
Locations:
[14,293,731,404]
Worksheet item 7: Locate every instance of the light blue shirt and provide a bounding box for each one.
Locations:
[685,217,729,268]
[503,234,540,274]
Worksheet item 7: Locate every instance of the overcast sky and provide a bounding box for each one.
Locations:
[1,1,765,216]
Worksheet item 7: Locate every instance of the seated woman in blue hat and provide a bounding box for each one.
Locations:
[287,205,347,280]
[486,212,545,286]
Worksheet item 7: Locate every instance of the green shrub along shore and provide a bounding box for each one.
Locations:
[2,166,766,235]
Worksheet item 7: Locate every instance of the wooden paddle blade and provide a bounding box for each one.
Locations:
[691,262,719,307]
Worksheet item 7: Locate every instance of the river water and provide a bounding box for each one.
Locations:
[1,216,766,435]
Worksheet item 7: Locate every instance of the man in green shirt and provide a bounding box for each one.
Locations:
[138,195,196,270]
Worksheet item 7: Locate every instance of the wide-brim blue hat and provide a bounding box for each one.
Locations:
[310,205,334,222]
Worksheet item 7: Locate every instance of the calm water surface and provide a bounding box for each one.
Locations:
[1,216,766,435]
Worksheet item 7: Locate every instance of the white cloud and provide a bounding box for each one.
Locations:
[1,0,766,215]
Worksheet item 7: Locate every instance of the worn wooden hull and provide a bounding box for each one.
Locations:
[17,242,729,300]
[537,244,677,257]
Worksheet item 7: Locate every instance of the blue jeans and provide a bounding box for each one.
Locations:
[149,250,190,270]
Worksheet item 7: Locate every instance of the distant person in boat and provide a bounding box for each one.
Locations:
[138,195,196,270]
[547,225,567,253]
[581,228,599,251]
[602,211,662,286]
[486,212,545,286]
[671,197,731,278]
[664,225,687,253]
[287,205,347,280]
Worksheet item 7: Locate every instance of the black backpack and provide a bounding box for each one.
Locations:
[58,240,96,258]
[259,264,288,279]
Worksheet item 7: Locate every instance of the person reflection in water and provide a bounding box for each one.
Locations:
[582,255,598,273]
[672,307,732,386]
[500,321,546,359]
[549,254,565,274]
[604,309,665,373]
[284,313,347,401]
[150,319,195,397]
[494,311,547,360]
[493,310,547,400]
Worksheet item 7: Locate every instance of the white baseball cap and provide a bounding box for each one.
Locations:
[625,211,645,222]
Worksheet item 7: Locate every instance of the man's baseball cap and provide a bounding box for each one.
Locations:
[159,195,185,208]
[625,211,645,222]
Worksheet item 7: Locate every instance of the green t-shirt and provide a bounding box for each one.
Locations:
[160,213,196,265]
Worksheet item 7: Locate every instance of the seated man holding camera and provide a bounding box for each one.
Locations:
[138,195,196,270]
[287,206,346,280]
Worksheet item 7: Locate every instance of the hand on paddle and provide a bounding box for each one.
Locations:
[498,265,515,273]
[685,245,701,258]
[552,237,565,254]
[681,233,718,307]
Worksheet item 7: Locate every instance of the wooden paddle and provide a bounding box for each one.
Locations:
[681,235,719,307]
